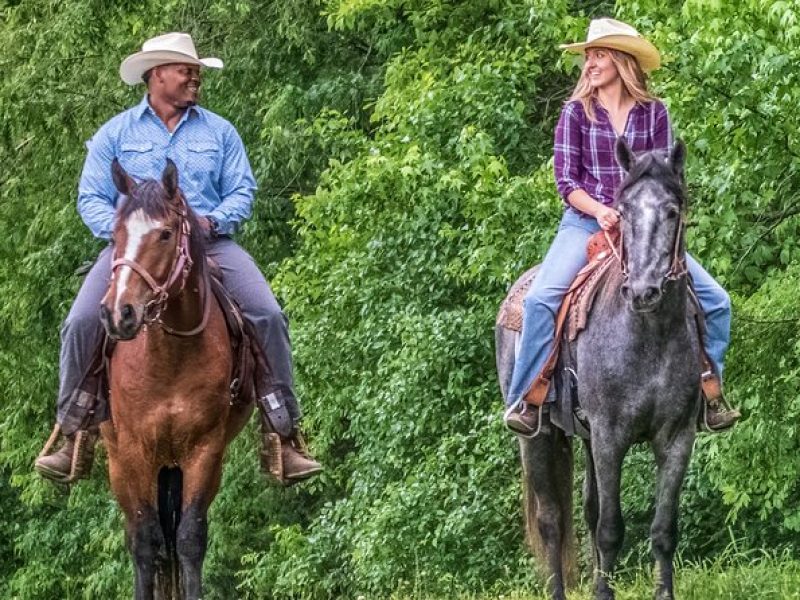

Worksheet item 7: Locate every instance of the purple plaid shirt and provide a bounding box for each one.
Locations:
[554,98,673,211]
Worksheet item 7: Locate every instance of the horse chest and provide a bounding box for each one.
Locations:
[110,352,229,425]
[578,312,696,393]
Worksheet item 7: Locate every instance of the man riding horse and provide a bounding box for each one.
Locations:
[35,32,322,484]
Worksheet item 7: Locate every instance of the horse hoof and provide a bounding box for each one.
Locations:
[594,583,615,600]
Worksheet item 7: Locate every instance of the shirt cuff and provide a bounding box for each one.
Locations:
[557,181,580,204]
[206,212,237,236]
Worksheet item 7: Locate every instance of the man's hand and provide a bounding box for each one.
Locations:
[200,216,218,238]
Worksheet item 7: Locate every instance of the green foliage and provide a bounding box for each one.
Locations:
[2,0,799,596]
[388,553,800,599]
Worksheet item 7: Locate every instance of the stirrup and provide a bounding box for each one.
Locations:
[260,430,286,484]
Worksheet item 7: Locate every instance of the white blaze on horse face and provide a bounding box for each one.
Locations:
[628,184,664,281]
[114,209,163,311]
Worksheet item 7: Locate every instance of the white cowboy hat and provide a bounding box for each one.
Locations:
[560,18,661,72]
[119,32,223,85]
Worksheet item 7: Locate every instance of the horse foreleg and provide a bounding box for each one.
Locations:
[175,500,208,600]
[108,455,163,600]
[591,441,625,600]
[650,429,694,600]
[176,448,224,600]
[582,440,600,569]
[127,505,166,600]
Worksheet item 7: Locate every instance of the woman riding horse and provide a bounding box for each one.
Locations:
[503,18,740,436]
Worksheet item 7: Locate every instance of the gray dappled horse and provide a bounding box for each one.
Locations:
[496,139,699,600]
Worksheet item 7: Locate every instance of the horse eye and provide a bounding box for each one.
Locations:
[159,228,173,241]
[665,208,679,220]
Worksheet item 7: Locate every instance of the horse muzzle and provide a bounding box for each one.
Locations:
[100,302,143,340]
[620,282,663,313]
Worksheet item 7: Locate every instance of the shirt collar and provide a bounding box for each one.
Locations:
[134,94,151,120]
[592,96,645,115]
[134,94,203,121]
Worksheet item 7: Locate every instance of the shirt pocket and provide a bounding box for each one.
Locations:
[185,142,221,185]
[118,142,155,178]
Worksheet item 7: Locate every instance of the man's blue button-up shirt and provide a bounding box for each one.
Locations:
[78,95,257,239]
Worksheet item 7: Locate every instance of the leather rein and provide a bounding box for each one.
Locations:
[110,196,210,337]
[605,213,688,286]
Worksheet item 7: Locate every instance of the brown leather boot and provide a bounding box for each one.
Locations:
[700,373,741,432]
[260,430,322,485]
[34,424,98,483]
[503,402,541,437]
[281,435,323,482]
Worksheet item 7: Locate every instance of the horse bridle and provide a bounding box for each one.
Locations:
[110,195,210,336]
[606,212,688,286]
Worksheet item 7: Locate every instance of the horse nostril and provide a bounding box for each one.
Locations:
[121,304,135,322]
[100,304,110,322]
[643,286,661,304]
[620,284,631,301]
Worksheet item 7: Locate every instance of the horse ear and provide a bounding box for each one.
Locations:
[670,139,686,177]
[162,159,178,199]
[615,137,635,173]
[111,158,134,195]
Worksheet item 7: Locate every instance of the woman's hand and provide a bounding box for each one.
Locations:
[565,190,620,231]
[595,205,620,231]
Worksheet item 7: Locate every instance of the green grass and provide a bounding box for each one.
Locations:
[378,552,800,599]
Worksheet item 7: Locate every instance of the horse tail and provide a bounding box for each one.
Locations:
[155,466,183,600]
[555,434,577,588]
[495,325,516,402]
[520,438,545,557]
[520,432,578,590]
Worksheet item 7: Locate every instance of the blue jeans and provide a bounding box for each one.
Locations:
[506,209,731,407]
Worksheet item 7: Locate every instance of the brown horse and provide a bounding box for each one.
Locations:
[99,159,253,600]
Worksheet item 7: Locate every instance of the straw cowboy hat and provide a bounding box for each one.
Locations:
[560,18,661,72]
[119,32,223,85]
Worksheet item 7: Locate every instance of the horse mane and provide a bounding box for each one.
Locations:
[118,179,207,262]
[614,151,686,209]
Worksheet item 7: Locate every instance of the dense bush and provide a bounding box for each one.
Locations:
[1,0,798,597]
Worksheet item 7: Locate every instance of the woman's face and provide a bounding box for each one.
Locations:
[584,47,620,89]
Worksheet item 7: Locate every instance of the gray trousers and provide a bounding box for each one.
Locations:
[56,238,301,427]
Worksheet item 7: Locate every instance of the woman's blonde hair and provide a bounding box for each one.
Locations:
[568,49,656,121]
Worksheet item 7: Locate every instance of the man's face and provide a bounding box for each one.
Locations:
[152,63,202,107]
